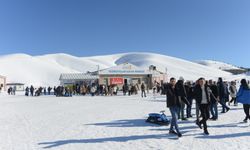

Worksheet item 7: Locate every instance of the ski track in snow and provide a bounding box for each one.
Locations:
[0,92,250,150]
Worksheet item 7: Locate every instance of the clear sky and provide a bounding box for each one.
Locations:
[0,0,249,67]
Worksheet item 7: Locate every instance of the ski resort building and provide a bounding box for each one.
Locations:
[0,75,6,91]
[6,83,25,91]
[59,73,99,86]
[59,63,167,89]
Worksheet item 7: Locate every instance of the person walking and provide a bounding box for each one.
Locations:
[208,80,219,120]
[13,86,16,95]
[48,87,52,95]
[229,81,237,106]
[194,77,211,135]
[166,77,182,137]
[185,81,194,118]
[30,85,34,96]
[217,77,230,113]
[166,77,189,137]
[236,79,250,123]
[176,77,188,120]
[91,85,96,96]
[25,87,29,96]
[141,83,146,98]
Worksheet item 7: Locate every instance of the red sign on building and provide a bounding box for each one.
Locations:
[110,78,124,85]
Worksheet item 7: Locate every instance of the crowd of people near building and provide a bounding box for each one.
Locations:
[22,82,152,98]
[166,76,250,137]
[2,75,250,138]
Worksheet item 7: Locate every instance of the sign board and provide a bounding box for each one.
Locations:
[110,77,124,85]
[99,63,151,75]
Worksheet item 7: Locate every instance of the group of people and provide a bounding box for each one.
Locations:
[57,84,120,97]
[7,86,17,95]
[25,86,52,96]
[122,83,149,97]
[166,76,250,137]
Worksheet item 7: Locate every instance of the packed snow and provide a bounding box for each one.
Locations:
[0,92,249,150]
[2,52,249,87]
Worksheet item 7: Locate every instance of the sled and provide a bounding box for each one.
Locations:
[146,110,170,126]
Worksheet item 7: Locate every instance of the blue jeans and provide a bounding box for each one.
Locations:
[141,90,146,97]
[210,103,218,119]
[219,97,229,112]
[169,106,181,133]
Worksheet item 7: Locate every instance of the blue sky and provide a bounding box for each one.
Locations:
[0,0,249,67]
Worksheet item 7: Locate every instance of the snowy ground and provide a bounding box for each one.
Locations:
[0,92,250,150]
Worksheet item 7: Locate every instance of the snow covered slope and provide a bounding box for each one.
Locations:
[196,60,243,71]
[0,52,240,86]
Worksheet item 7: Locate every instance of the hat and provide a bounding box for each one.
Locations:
[179,76,184,81]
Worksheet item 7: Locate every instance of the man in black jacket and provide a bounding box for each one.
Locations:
[175,77,188,120]
[208,80,219,120]
[185,81,194,118]
[217,77,230,113]
[166,77,190,137]
[194,77,211,135]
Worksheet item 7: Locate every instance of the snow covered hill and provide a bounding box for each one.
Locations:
[0,52,246,86]
[196,60,243,71]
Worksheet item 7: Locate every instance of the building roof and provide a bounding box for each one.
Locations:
[59,73,99,80]
[99,63,152,75]
[6,83,25,85]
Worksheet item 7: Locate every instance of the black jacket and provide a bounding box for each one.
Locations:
[166,83,190,107]
[185,85,194,100]
[176,80,187,97]
[194,84,211,105]
[209,84,219,103]
[217,81,227,99]
[175,80,190,106]
[166,83,180,108]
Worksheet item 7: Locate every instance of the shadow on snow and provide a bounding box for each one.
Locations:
[195,131,250,139]
[85,119,167,128]
[38,134,172,149]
